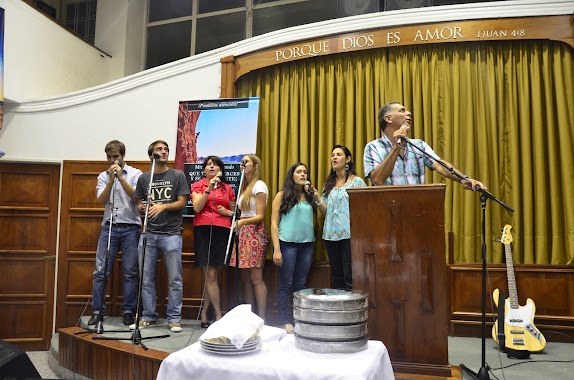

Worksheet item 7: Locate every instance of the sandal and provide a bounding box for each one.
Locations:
[200,321,211,328]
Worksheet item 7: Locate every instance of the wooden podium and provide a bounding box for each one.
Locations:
[348,185,451,377]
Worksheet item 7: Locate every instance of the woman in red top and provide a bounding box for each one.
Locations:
[191,156,236,326]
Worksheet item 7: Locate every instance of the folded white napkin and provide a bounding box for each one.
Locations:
[199,304,264,349]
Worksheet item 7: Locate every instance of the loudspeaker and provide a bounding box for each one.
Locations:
[384,0,432,11]
[0,340,41,380]
[338,0,380,17]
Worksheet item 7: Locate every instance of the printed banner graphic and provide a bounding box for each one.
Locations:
[175,97,260,215]
[0,7,5,130]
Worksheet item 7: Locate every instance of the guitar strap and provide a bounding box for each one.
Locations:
[497,291,506,351]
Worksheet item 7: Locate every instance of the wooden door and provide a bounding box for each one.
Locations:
[0,162,60,350]
[56,161,208,329]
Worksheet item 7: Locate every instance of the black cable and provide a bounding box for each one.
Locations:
[488,357,574,371]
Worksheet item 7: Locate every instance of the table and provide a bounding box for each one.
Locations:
[157,334,395,380]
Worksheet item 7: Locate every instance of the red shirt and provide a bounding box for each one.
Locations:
[191,178,236,228]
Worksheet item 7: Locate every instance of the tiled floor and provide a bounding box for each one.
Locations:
[26,351,59,379]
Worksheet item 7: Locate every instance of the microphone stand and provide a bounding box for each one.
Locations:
[404,139,514,380]
[224,164,246,306]
[75,169,127,336]
[91,155,170,350]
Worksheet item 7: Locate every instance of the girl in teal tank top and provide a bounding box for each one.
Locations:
[270,162,316,331]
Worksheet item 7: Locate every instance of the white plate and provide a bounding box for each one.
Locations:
[199,336,261,349]
[200,342,262,355]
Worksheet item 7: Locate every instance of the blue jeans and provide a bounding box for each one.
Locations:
[139,232,183,323]
[92,224,140,315]
[277,241,314,325]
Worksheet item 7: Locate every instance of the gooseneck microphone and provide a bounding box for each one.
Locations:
[304,180,314,195]
[153,153,160,159]
[214,171,223,190]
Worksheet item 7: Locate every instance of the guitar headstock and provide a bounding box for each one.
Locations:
[501,224,513,245]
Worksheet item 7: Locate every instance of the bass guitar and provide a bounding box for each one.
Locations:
[492,224,546,355]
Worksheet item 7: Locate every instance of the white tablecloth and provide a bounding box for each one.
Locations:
[157,331,395,380]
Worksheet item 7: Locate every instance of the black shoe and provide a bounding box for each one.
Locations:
[123,313,134,325]
[200,321,211,328]
[88,314,99,326]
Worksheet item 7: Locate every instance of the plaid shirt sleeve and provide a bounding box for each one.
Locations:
[421,141,440,168]
[363,140,382,179]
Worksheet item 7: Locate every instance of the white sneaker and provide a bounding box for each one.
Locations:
[129,320,156,330]
[169,322,182,333]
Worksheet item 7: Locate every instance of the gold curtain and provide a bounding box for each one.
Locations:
[237,40,574,265]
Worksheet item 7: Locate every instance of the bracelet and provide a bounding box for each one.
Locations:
[316,199,323,206]
[228,211,234,218]
[204,190,211,195]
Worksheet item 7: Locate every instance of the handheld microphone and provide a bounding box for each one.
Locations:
[397,125,408,146]
[304,180,314,195]
[214,171,223,189]
[113,160,119,176]
[153,153,160,159]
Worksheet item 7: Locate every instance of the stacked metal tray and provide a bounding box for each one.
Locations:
[293,288,369,353]
[199,336,262,355]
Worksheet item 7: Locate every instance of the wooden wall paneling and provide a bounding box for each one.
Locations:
[58,162,114,329]
[449,264,574,342]
[57,161,214,328]
[181,254,205,321]
[349,185,450,377]
[0,163,60,350]
[222,16,574,93]
[220,55,237,98]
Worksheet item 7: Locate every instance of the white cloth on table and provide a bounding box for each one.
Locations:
[157,329,395,380]
[199,304,263,348]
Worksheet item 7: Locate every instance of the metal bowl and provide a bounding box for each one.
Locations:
[294,321,368,341]
[295,334,368,353]
[293,306,368,325]
[293,288,368,311]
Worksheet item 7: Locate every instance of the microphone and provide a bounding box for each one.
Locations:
[214,171,223,189]
[241,160,247,167]
[397,125,408,147]
[113,160,119,176]
[153,153,160,159]
[304,180,314,195]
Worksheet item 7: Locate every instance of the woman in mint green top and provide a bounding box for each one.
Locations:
[310,145,366,289]
[271,162,316,332]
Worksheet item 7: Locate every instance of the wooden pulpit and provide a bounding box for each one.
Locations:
[348,184,450,377]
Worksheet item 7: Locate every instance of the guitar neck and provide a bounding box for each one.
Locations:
[504,243,519,309]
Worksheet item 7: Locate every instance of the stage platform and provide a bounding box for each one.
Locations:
[57,316,208,380]
[55,317,465,380]
[46,318,574,380]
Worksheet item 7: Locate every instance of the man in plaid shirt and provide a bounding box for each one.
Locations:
[364,101,485,191]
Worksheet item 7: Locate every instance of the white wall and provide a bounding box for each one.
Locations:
[123,0,146,76]
[0,0,120,101]
[95,0,146,79]
[2,59,221,161]
[1,0,573,162]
